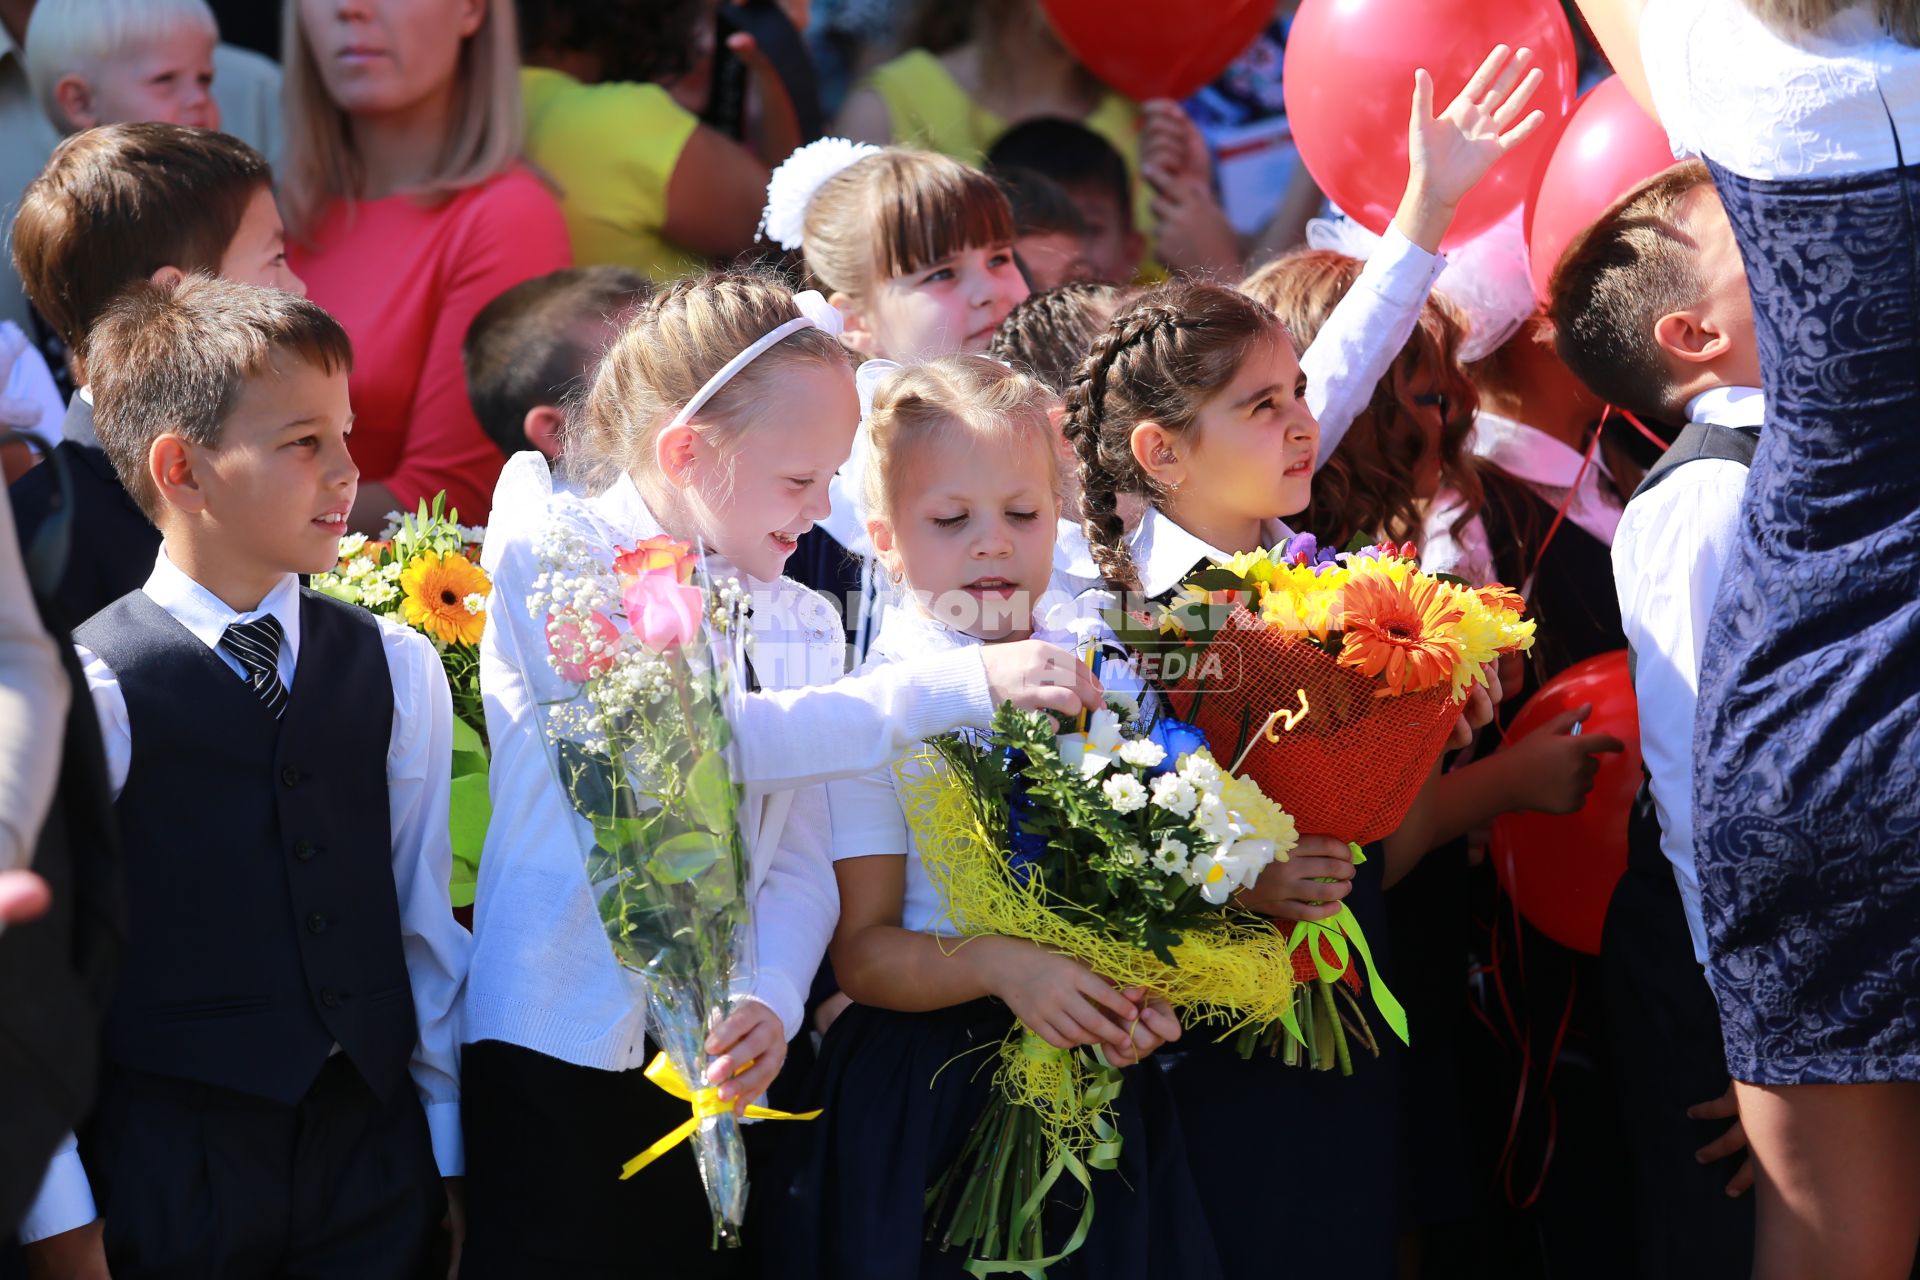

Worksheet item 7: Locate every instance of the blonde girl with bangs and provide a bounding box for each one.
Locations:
[282,0,571,533]
[462,273,1105,1277]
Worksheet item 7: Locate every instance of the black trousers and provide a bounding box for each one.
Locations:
[88,1054,443,1280]
[1597,793,1753,1280]
[462,1038,776,1280]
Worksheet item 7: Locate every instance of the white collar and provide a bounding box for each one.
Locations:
[143,544,302,662]
[1470,411,1615,487]
[1130,505,1295,599]
[1685,386,1766,428]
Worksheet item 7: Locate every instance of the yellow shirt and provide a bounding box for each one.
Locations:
[520,66,705,282]
[864,49,1154,243]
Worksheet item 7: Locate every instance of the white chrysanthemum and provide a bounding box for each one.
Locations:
[463,592,488,614]
[1178,751,1223,791]
[1149,773,1198,818]
[1118,738,1166,769]
[337,532,368,559]
[1119,841,1149,866]
[1193,792,1234,842]
[1151,836,1189,876]
[1102,774,1147,814]
[760,137,879,250]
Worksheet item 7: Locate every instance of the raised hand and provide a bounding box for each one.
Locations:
[1396,43,1548,250]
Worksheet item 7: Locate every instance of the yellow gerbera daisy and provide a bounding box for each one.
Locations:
[401,550,491,646]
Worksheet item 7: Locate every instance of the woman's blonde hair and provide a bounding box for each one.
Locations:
[802,148,1016,304]
[574,270,851,498]
[280,0,527,239]
[1744,0,1918,43]
[863,355,1061,522]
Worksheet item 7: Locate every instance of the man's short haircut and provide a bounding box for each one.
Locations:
[987,118,1133,227]
[89,275,353,520]
[23,0,219,132]
[993,166,1091,240]
[463,266,651,456]
[12,123,272,369]
[1547,159,1718,424]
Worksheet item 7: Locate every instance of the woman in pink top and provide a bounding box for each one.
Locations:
[282,0,571,530]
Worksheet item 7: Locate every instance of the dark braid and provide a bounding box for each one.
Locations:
[988,281,1129,396]
[1060,284,1284,593]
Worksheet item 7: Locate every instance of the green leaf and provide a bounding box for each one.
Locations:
[683,749,737,834]
[447,769,491,908]
[649,831,723,884]
[1185,567,1248,592]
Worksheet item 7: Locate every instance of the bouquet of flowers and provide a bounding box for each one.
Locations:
[311,494,493,906]
[909,700,1371,1274]
[529,527,796,1247]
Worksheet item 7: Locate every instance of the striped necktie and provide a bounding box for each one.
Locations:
[220,615,289,720]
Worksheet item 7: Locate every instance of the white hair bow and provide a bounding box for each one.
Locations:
[759,138,882,251]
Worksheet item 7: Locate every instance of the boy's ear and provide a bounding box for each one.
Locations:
[149,432,209,516]
[52,75,97,131]
[829,291,875,357]
[1652,307,1731,367]
[523,405,566,460]
[1129,421,1183,490]
[654,421,701,488]
[149,265,187,289]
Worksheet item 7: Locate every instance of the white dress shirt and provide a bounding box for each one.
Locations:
[21,546,470,1243]
[1612,385,1763,963]
[464,453,996,1072]
[1642,0,1919,180]
[1056,504,1297,602]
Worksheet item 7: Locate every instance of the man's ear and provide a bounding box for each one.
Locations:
[149,432,208,516]
[1652,308,1731,366]
[1129,420,1183,490]
[523,404,566,460]
[830,290,876,357]
[52,75,97,132]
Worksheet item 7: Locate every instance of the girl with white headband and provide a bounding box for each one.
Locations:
[458,271,1106,1277]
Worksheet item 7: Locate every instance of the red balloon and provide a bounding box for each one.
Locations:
[1283,0,1577,250]
[1489,651,1643,956]
[1525,75,1679,301]
[1041,0,1275,102]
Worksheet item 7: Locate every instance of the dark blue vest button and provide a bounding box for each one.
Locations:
[292,840,316,861]
[306,912,328,934]
[281,766,301,787]
[320,988,340,1008]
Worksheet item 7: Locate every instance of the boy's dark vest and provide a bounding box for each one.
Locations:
[73,588,416,1106]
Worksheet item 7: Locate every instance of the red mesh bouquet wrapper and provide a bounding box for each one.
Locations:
[1162,605,1461,845]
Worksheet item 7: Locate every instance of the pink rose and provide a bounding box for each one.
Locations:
[547,611,620,682]
[623,575,705,652]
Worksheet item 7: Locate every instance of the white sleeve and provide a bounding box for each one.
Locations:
[735,651,992,790]
[826,764,911,862]
[74,645,130,800]
[1638,0,1701,158]
[15,1136,95,1244]
[381,622,471,1176]
[0,494,66,871]
[731,784,839,1040]
[1302,224,1446,467]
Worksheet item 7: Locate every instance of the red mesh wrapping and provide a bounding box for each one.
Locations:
[1163,606,1460,846]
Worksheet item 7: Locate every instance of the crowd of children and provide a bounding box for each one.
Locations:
[2,0,1917,1278]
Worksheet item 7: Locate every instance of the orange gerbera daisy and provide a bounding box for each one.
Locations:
[1336,570,1466,695]
[401,550,491,646]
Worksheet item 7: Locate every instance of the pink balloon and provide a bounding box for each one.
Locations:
[1283,0,1577,251]
[1525,75,1679,301]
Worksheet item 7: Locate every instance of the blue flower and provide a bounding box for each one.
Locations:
[1145,716,1209,776]
[1000,748,1047,885]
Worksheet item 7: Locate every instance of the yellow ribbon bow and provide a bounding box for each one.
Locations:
[618,1053,823,1180]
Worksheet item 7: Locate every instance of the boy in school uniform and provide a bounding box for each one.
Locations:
[19,276,468,1278]
[7,121,303,630]
[1548,158,1763,1280]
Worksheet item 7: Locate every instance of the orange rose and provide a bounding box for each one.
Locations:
[612,535,696,586]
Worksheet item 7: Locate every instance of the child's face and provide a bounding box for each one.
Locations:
[79,26,218,130]
[299,0,482,117]
[873,425,1059,642]
[1166,334,1319,530]
[853,244,1030,360]
[219,188,306,297]
[1015,231,1096,292]
[674,359,858,583]
[1065,187,1141,286]
[173,356,358,581]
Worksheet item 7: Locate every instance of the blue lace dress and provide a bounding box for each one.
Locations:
[1645,0,1920,1085]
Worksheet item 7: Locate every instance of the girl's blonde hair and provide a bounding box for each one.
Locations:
[24,0,217,133]
[1243,250,1483,550]
[864,355,1061,522]
[802,148,1016,304]
[575,270,850,498]
[1744,0,1918,42]
[280,0,527,239]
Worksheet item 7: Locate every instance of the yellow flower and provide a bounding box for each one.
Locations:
[400,550,491,646]
[1221,773,1299,858]
[1218,549,1280,585]
[1443,585,1507,699]
[1337,570,1466,695]
[1259,585,1337,642]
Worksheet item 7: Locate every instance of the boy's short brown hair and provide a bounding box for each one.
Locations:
[12,122,271,371]
[463,265,649,456]
[88,275,353,520]
[1547,159,1716,423]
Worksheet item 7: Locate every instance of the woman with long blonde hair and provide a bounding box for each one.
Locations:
[282,0,570,531]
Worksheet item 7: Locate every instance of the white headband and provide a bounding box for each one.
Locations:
[668,291,845,429]
[759,137,881,251]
